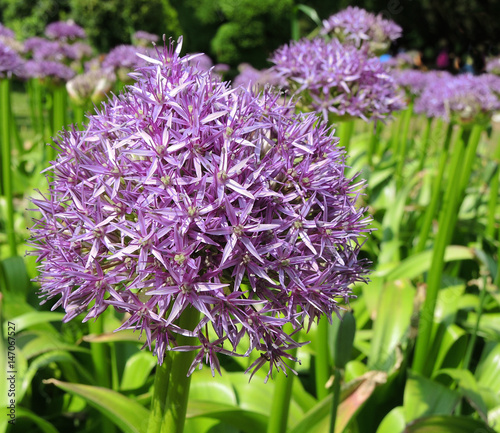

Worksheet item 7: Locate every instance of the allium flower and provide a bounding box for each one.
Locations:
[133,30,159,46]
[46,20,86,41]
[391,69,445,99]
[485,57,500,76]
[479,73,500,96]
[66,69,116,106]
[29,37,371,380]
[270,38,405,122]
[0,41,24,79]
[21,60,75,84]
[321,6,402,54]
[414,73,500,124]
[102,45,149,82]
[233,63,287,90]
[0,23,15,39]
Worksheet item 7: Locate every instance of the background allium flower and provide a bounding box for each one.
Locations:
[102,44,149,82]
[133,30,160,46]
[485,56,500,76]
[233,63,287,90]
[414,73,500,123]
[391,69,444,99]
[0,41,24,79]
[321,6,402,54]
[29,38,371,380]
[21,59,75,84]
[0,23,15,39]
[270,38,405,122]
[66,68,116,106]
[45,20,86,41]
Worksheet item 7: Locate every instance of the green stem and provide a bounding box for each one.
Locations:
[1,79,16,257]
[338,120,355,155]
[412,127,466,376]
[148,307,200,433]
[367,122,381,167]
[414,123,454,253]
[417,117,433,173]
[395,103,414,187]
[49,85,67,163]
[486,164,499,239]
[267,325,297,433]
[315,318,331,401]
[329,368,342,433]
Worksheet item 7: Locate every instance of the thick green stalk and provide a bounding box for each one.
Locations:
[395,103,414,186]
[148,307,200,433]
[1,79,16,257]
[486,164,499,239]
[412,129,465,376]
[367,122,381,167]
[338,120,355,155]
[267,325,297,433]
[315,318,331,401]
[417,117,433,173]
[414,123,454,253]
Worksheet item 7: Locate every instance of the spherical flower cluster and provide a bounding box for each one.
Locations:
[414,73,500,124]
[392,69,446,99]
[133,31,159,46]
[485,57,500,76]
[22,60,75,84]
[0,23,15,39]
[45,20,87,41]
[270,37,405,122]
[66,68,116,106]
[102,45,150,82]
[321,6,402,54]
[29,38,371,379]
[0,41,24,79]
[233,63,287,90]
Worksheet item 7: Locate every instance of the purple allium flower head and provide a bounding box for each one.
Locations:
[0,41,24,79]
[321,6,402,54]
[66,68,116,106]
[0,23,15,39]
[29,37,371,381]
[46,20,86,41]
[133,30,159,46]
[270,38,405,122]
[102,45,149,82]
[479,73,500,96]
[485,57,500,76]
[414,73,500,124]
[187,53,214,72]
[391,69,441,99]
[21,59,75,83]
[61,41,93,61]
[233,63,287,90]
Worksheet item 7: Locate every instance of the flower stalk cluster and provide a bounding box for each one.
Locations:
[29,37,371,380]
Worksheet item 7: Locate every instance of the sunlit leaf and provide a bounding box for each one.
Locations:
[404,415,495,432]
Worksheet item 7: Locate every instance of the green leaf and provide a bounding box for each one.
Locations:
[376,406,406,433]
[431,324,466,374]
[0,256,30,294]
[476,342,500,393]
[368,279,415,372]
[404,415,495,432]
[3,311,65,337]
[488,405,500,433]
[45,378,150,433]
[404,371,460,422]
[186,401,267,433]
[334,311,356,369]
[295,4,321,26]
[190,367,237,406]
[120,351,157,391]
[15,407,59,433]
[18,330,89,360]
[375,246,474,281]
[82,329,146,344]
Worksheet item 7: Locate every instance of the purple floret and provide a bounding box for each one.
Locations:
[28,37,372,381]
[0,23,15,39]
[0,41,24,79]
[321,6,402,53]
[46,20,86,41]
[133,30,159,45]
[271,37,405,122]
[233,63,287,90]
[21,59,75,82]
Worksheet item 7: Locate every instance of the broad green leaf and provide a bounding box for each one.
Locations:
[15,407,59,433]
[17,330,89,359]
[464,313,500,339]
[435,368,488,422]
[344,360,368,383]
[488,405,500,433]
[19,350,94,402]
[82,328,146,344]
[120,351,157,391]
[45,378,150,433]
[186,401,267,433]
[190,367,237,406]
[404,415,495,432]
[295,4,322,26]
[376,246,474,281]
[431,324,466,374]
[2,311,65,337]
[476,342,500,398]
[433,285,465,325]
[1,256,30,295]
[334,311,356,369]
[404,371,460,422]
[376,406,405,433]
[368,279,415,372]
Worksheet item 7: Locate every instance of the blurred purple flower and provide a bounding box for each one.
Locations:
[414,73,500,123]
[133,30,159,46]
[321,6,402,54]
[29,37,371,381]
[46,20,86,41]
[391,69,447,99]
[66,68,116,106]
[0,41,24,79]
[0,23,15,39]
[270,37,405,122]
[233,63,287,90]
[21,59,75,83]
[485,57,500,76]
[102,44,149,82]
